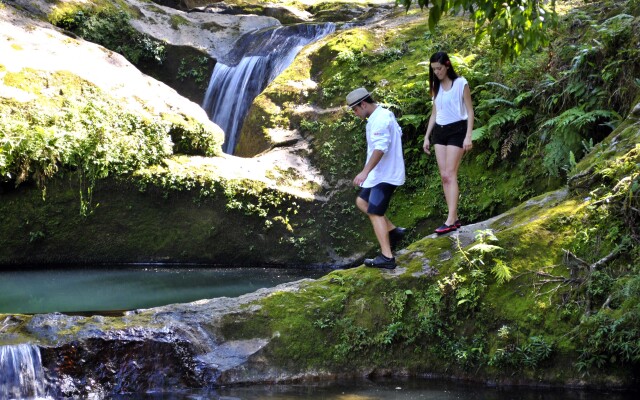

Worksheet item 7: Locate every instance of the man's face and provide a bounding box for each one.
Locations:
[351,102,366,119]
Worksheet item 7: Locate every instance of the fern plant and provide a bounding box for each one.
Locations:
[457,229,513,285]
[539,106,621,176]
[473,82,535,164]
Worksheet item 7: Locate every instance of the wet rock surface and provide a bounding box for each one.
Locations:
[22,281,309,395]
[41,339,201,396]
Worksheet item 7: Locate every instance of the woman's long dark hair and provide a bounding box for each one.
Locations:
[429,51,459,97]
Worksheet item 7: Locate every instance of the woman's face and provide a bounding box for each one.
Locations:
[431,62,448,81]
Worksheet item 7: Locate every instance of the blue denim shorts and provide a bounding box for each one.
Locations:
[358,182,397,216]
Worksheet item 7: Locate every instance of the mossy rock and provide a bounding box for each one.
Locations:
[138,44,215,104]
[0,171,340,265]
[305,1,372,23]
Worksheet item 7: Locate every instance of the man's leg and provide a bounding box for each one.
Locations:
[356,196,369,214]
[357,196,402,253]
[369,214,393,258]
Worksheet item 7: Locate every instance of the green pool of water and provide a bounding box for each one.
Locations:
[0,266,327,314]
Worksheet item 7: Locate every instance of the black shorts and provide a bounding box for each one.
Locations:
[358,183,397,216]
[432,119,467,148]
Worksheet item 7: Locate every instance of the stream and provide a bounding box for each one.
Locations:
[112,377,637,399]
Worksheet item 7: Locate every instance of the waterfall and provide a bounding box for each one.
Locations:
[0,344,47,399]
[202,23,336,154]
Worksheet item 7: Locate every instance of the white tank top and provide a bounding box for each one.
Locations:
[434,76,469,125]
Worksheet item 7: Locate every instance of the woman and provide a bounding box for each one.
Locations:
[423,51,474,234]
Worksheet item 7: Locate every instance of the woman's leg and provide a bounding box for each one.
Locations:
[434,144,465,226]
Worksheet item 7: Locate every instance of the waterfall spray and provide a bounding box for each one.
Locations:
[0,344,47,399]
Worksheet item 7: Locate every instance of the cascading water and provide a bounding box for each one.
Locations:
[202,23,336,154]
[0,344,47,399]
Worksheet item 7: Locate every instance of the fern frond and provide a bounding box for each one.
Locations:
[479,98,516,109]
[483,81,516,93]
[501,133,517,159]
[468,243,502,254]
[565,81,589,99]
[513,91,534,105]
[474,229,498,242]
[541,106,586,130]
[487,108,533,130]
[542,107,621,132]
[573,109,621,130]
[491,260,513,285]
[472,125,489,141]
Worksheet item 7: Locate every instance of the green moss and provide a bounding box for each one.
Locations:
[3,68,45,95]
[2,0,639,384]
[48,0,122,27]
[145,5,167,15]
[221,268,398,370]
[235,95,278,157]
[0,314,33,346]
[0,64,224,192]
[200,21,225,32]
[0,170,334,265]
[169,14,189,30]
[305,1,370,23]
[162,113,223,157]
[48,3,165,67]
[573,116,640,177]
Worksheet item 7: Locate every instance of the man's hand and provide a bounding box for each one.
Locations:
[353,171,368,187]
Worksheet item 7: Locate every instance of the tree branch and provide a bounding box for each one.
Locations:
[590,248,621,273]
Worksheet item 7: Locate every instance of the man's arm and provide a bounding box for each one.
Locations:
[353,149,384,186]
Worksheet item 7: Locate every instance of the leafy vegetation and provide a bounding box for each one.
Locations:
[224,221,564,377]
[292,0,638,226]
[0,71,173,215]
[49,3,166,67]
[220,129,638,379]
[396,0,557,60]
[1,0,638,386]
[566,142,640,373]
[176,55,211,89]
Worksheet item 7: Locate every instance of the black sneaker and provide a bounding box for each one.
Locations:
[454,220,462,228]
[434,224,457,234]
[389,227,407,249]
[364,254,396,269]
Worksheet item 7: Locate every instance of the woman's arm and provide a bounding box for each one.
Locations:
[423,101,437,154]
[462,84,474,152]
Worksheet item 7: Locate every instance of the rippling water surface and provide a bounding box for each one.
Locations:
[111,378,637,399]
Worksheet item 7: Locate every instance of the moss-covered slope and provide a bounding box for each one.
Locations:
[1,115,636,389]
[239,0,639,250]
[218,107,639,386]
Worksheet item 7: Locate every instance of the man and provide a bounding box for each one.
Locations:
[346,87,406,269]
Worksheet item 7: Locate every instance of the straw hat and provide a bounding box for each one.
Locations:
[346,87,371,107]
